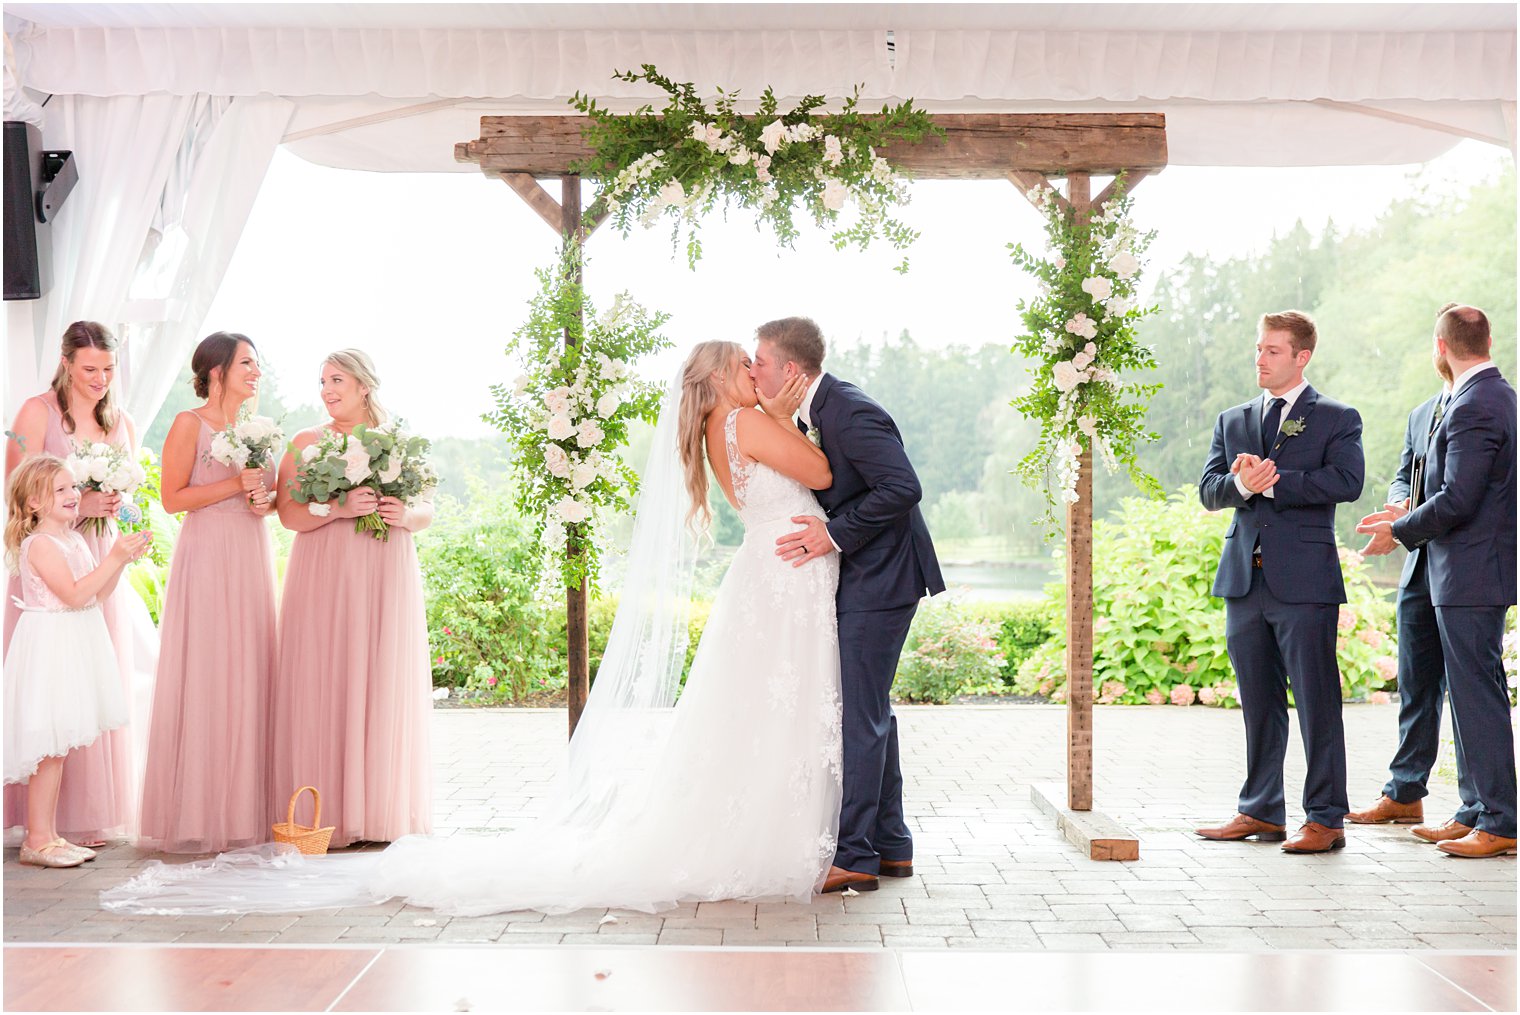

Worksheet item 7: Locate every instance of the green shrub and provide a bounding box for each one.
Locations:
[968,600,1057,689]
[894,598,1007,704]
[1015,486,1397,707]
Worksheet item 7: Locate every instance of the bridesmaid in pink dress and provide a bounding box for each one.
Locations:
[3,321,141,847]
[138,333,278,853]
[270,349,434,848]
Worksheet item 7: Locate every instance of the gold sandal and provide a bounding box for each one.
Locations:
[18,841,87,868]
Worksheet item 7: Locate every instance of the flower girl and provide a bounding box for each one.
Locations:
[3,456,149,867]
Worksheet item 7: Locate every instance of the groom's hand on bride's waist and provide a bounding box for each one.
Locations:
[776,515,835,567]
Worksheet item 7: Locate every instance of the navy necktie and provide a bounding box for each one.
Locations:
[797,417,809,435]
[1261,397,1286,458]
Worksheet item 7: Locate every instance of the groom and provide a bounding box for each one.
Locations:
[751,317,945,894]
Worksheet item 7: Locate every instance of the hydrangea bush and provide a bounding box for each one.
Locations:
[484,245,670,594]
[1008,178,1163,532]
[571,65,939,270]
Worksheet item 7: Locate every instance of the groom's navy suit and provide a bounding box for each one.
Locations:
[809,373,944,875]
[1391,365,1517,838]
[1200,384,1364,828]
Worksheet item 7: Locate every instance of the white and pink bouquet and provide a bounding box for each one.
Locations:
[206,407,285,472]
[285,422,435,541]
[65,440,148,536]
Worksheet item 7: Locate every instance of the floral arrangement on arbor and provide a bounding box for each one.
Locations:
[1008,177,1163,530]
[570,65,940,270]
[485,245,671,593]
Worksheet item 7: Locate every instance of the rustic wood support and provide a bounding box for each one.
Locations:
[457,113,1166,181]
[561,176,592,738]
[1065,172,1095,813]
[1092,169,1152,213]
[1007,170,1072,213]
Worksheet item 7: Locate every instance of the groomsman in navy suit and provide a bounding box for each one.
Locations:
[1358,305,1517,858]
[753,317,945,894]
[1196,311,1365,854]
[1347,303,1464,829]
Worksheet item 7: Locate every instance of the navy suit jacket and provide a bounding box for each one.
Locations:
[810,373,945,613]
[1199,385,1365,603]
[1391,366,1517,608]
[1388,392,1443,589]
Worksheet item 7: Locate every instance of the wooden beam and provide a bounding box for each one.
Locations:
[1031,783,1139,861]
[1065,172,1095,814]
[501,172,565,233]
[563,175,591,740]
[457,112,1167,180]
[1092,169,1152,213]
[1007,170,1071,214]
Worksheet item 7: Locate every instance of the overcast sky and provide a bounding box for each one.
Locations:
[203,139,1511,438]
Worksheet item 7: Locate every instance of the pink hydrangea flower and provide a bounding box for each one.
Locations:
[1368,690,1392,705]
[1357,628,1385,649]
[1198,686,1218,706]
[1373,656,1398,683]
[1170,684,1196,706]
[1098,680,1126,704]
[1144,688,1165,705]
[1337,607,1357,633]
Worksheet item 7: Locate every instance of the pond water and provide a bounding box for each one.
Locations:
[938,562,1058,603]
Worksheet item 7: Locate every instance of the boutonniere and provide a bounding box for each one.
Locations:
[806,424,822,448]
[1279,418,1307,438]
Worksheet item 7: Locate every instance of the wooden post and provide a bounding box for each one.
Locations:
[561,175,591,738]
[1065,172,1095,812]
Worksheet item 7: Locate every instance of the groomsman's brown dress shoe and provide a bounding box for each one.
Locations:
[1281,822,1346,854]
[1195,813,1287,842]
[1346,795,1424,824]
[1437,829,1519,858]
[879,859,914,878]
[1412,818,1473,843]
[821,865,879,893]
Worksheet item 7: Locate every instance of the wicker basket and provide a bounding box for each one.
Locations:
[272,785,335,855]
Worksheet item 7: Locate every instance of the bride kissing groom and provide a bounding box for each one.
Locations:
[105,316,945,917]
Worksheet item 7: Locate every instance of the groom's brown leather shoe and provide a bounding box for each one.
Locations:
[1195,813,1287,842]
[1281,822,1346,854]
[1437,829,1519,858]
[1346,795,1424,824]
[879,859,914,878]
[1412,818,1473,843]
[821,865,879,893]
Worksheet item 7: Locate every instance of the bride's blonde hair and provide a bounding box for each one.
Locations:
[677,341,745,532]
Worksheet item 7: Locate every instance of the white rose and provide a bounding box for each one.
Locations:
[308,502,331,517]
[547,415,574,441]
[545,388,571,415]
[821,178,848,211]
[378,453,404,485]
[1073,349,1094,371]
[596,392,621,419]
[543,444,572,479]
[338,442,372,485]
[1052,361,1086,393]
[822,135,844,166]
[571,462,597,490]
[234,416,277,443]
[689,121,708,142]
[301,444,322,463]
[1077,415,1099,439]
[554,496,590,525]
[209,432,240,466]
[1081,276,1113,302]
[576,419,605,449]
[1105,295,1135,317]
[759,119,786,153]
[86,456,112,484]
[704,123,723,146]
[728,146,752,166]
[512,374,530,396]
[1064,313,1098,340]
[657,180,686,208]
[89,442,112,457]
[1110,251,1140,279]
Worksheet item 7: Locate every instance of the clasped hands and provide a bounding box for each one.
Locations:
[1230,453,1279,494]
[240,468,274,515]
[1355,499,1410,556]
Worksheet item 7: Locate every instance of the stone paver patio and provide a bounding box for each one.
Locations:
[4,704,1514,950]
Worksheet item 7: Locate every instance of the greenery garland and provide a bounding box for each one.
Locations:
[1008,177,1163,533]
[570,65,940,270]
[485,244,671,594]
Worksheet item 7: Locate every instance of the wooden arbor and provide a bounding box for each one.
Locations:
[457,112,1167,859]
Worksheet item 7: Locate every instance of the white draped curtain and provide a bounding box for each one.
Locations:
[3,93,293,431]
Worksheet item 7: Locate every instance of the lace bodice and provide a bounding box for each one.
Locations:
[17,531,98,611]
[723,408,828,529]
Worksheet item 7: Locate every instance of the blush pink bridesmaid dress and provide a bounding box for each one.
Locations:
[3,392,138,842]
[269,463,433,848]
[137,415,277,852]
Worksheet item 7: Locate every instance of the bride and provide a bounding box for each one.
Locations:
[103,341,845,916]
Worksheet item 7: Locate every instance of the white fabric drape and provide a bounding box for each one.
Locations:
[2,94,292,430]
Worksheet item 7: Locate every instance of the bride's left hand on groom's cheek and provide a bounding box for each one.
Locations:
[776,515,831,566]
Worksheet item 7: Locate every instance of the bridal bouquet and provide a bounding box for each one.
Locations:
[285,423,436,541]
[206,407,285,471]
[65,440,149,536]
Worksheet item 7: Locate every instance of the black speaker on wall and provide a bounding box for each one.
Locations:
[4,120,48,301]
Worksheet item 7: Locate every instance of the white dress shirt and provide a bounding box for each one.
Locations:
[797,373,825,429]
[1235,377,1311,500]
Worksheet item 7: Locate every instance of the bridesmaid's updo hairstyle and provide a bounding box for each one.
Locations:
[50,321,119,436]
[191,331,256,399]
[677,340,745,532]
[4,454,70,574]
[324,349,388,427]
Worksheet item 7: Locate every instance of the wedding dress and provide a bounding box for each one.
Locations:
[102,389,843,917]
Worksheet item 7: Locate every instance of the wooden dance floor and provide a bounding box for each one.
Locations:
[4,943,1514,1011]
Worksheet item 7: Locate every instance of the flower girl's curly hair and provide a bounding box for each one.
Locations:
[677,341,745,532]
[4,455,70,575]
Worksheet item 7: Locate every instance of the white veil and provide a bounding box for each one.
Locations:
[102,371,702,915]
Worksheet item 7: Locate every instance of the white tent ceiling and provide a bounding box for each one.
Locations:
[4,2,1517,169]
